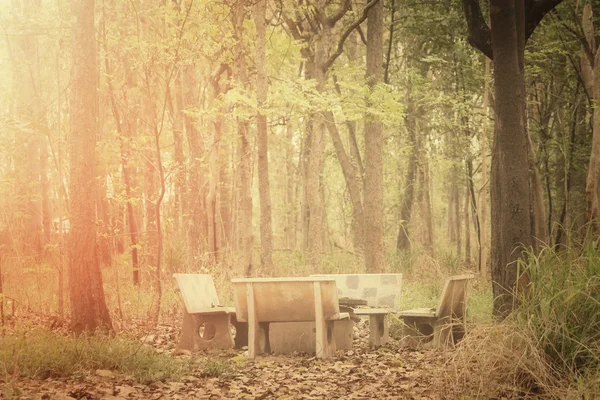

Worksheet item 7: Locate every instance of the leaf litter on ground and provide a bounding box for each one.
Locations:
[1,317,447,399]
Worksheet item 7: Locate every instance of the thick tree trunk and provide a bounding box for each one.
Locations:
[364,0,384,272]
[489,0,533,317]
[69,0,112,333]
[255,0,274,271]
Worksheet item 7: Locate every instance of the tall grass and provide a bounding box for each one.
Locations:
[516,241,600,377]
[443,240,600,398]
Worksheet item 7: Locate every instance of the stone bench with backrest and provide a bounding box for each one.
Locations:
[173,273,241,353]
[231,277,351,359]
[397,274,474,348]
[307,273,403,346]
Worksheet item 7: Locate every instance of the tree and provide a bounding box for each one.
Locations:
[463,0,564,316]
[255,0,274,272]
[69,0,112,333]
[364,0,385,272]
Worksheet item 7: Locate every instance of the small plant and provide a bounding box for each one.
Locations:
[199,357,232,378]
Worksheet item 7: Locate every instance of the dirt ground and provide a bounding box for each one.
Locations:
[1,320,449,400]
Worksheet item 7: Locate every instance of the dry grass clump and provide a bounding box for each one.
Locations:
[438,322,561,399]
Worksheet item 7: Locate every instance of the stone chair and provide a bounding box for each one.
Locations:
[173,273,237,352]
[397,274,474,348]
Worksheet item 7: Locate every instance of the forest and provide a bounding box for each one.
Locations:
[0,0,599,398]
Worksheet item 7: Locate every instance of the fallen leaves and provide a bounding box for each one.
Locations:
[2,319,447,399]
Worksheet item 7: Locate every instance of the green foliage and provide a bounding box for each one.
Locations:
[0,330,192,383]
[515,240,600,377]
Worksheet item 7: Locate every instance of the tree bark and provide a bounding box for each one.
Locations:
[489,0,533,317]
[480,57,490,278]
[581,3,600,235]
[232,2,254,276]
[364,0,385,272]
[396,119,417,251]
[69,0,112,333]
[255,0,274,271]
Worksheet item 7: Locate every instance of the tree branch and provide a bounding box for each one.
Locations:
[524,0,565,41]
[462,0,492,59]
[327,0,351,26]
[321,0,380,72]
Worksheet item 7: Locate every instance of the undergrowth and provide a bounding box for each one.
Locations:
[442,239,600,399]
[0,329,193,383]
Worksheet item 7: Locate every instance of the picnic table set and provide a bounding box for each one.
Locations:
[173,273,474,359]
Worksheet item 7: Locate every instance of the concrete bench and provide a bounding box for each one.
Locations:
[232,277,350,359]
[310,274,403,310]
[397,274,474,348]
[173,274,236,352]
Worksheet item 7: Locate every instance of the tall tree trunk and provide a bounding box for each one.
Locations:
[396,120,417,251]
[582,3,600,235]
[255,0,274,271]
[69,0,112,333]
[232,2,254,276]
[480,57,490,278]
[172,72,186,235]
[324,111,365,252]
[285,122,297,250]
[364,0,384,273]
[464,185,471,265]
[489,0,533,317]
[184,67,207,263]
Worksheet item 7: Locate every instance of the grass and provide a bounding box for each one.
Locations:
[442,239,600,398]
[0,329,192,383]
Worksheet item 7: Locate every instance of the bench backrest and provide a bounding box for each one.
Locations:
[232,277,340,323]
[311,273,403,310]
[436,274,474,321]
[173,273,221,313]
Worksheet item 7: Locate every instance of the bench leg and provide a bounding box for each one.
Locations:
[246,283,271,358]
[314,282,335,358]
[176,309,196,352]
[369,314,389,346]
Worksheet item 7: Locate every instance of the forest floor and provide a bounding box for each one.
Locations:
[1,318,450,400]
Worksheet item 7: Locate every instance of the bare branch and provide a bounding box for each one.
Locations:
[322,0,380,72]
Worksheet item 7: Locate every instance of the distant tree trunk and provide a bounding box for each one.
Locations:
[396,120,417,251]
[324,111,365,252]
[232,2,254,276]
[255,0,274,271]
[184,67,207,264]
[454,182,461,259]
[10,0,43,261]
[423,159,435,255]
[285,123,297,250]
[69,0,112,333]
[464,185,471,264]
[364,0,384,272]
[172,72,186,235]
